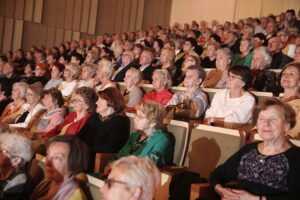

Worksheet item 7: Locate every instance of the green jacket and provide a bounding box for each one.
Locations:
[232,52,253,67]
[111,129,173,168]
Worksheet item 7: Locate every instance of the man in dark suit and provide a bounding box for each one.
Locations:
[139,49,155,83]
[0,62,21,95]
[112,50,135,82]
[268,36,293,69]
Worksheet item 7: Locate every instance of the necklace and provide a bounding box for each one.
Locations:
[257,154,269,163]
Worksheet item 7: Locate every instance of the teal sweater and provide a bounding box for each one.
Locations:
[111,129,173,168]
[232,52,253,67]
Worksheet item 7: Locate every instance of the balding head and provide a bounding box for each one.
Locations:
[267,37,282,53]
[121,50,135,66]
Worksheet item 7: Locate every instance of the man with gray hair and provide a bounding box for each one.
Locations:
[112,50,135,82]
[101,156,161,200]
[0,131,33,199]
[268,36,293,69]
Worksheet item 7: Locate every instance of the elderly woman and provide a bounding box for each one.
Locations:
[44,63,65,90]
[78,64,97,88]
[104,100,172,175]
[43,87,99,138]
[176,55,201,86]
[203,47,232,88]
[201,42,220,68]
[279,62,300,138]
[205,65,255,126]
[58,63,80,99]
[232,37,254,67]
[159,47,179,84]
[3,83,45,129]
[210,98,300,199]
[95,59,116,91]
[123,68,144,107]
[0,132,33,200]
[32,88,65,134]
[141,69,173,106]
[101,156,161,200]
[1,82,28,121]
[250,46,277,92]
[167,65,208,119]
[30,135,92,200]
[79,87,130,171]
[84,50,98,64]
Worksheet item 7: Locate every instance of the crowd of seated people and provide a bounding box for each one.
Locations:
[0,8,299,200]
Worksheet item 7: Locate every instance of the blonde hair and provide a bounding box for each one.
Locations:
[98,59,114,78]
[153,69,172,88]
[136,100,166,129]
[126,68,142,85]
[161,47,175,63]
[65,63,80,79]
[13,82,28,99]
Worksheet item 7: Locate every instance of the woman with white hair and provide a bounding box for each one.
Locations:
[0,132,33,200]
[0,82,28,121]
[77,64,97,88]
[58,63,80,99]
[250,46,276,91]
[101,156,161,200]
[3,83,45,129]
[232,37,254,67]
[123,68,144,107]
[141,69,173,105]
[95,59,116,92]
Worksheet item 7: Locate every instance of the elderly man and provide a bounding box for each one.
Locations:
[112,50,135,82]
[101,156,161,200]
[221,31,240,54]
[268,36,293,69]
[139,48,155,83]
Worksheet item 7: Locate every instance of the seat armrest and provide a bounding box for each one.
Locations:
[190,183,214,200]
[94,153,117,174]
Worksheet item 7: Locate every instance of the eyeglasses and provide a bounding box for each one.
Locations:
[227,74,242,80]
[184,58,195,62]
[0,146,13,158]
[104,178,130,189]
[71,98,84,103]
[134,113,147,120]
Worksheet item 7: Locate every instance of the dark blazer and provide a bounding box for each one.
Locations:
[270,52,293,69]
[141,65,155,82]
[77,114,130,172]
[113,64,132,82]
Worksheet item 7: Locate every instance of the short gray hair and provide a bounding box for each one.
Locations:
[13,82,28,99]
[0,132,33,167]
[126,68,142,85]
[216,47,233,62]
[65,63,80,79]
[241,37,254,49]
[81,63,97,76]
[111,156,161,200]
[98,59,114,78]
[253,46,272,67]
[153,69,172,88]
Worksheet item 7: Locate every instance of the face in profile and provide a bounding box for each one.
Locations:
[101,166,139,200]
